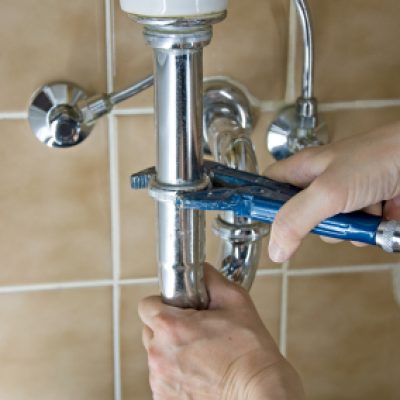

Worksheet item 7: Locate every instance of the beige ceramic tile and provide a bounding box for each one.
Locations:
[121,283,161,400]
[118,116,157,278]
[321,107,400,142]
[250,275,282,343]
[290,235,399,269]
[121,275,281,399]
[113,5,155,109]
[114,0,290,109]
[286,272,400,399]
[205,0,289,101]
[0,288,113,400]
[303,0,400,102]
[0,120,111,285]
[290,107,400,268]
[0,0,106,112]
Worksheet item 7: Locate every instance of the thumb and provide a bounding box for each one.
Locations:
[203,263,247,310]
[268,178,345,262]
[264,147,326,187]
[384,196,400,220]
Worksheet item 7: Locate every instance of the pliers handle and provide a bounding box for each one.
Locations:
[175,161,400,253]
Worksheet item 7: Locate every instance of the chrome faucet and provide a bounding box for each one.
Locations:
[267,0,329,160]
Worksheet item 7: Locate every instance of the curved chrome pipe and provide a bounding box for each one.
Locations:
[204,80,269,290]
[267,0,329,161]
[294,0,314,100]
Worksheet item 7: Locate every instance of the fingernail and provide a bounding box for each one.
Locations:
[269,241,288,263]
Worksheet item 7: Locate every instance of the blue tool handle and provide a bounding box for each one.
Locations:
[178,188,382,246]
[249,195,381,245]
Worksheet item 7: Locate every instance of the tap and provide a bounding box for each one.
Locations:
[267,0,329,160]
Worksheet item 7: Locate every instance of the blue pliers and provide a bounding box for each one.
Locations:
[131,160,400,253]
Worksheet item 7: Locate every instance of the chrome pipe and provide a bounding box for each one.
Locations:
[267,0,329,160]
[109,75,154,106]
[138,18,225,309]
[207,117,269,290]
[152,42,208,309]
[80,75,154,124]
[294,0,314,100]
[203,79,269,290]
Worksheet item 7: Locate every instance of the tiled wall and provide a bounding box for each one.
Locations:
[1,1,400,399]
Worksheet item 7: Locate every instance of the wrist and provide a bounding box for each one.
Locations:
[221,350,305,400]
[244,358,305,400]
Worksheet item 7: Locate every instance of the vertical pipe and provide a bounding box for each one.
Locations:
[294,0,314,99]
[145,28,213,309]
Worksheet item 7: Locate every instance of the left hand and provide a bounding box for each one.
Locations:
[139,264,305,400]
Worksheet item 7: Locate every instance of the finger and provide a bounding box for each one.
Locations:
[384,196,400,220]
[142,325,154,351]
[320,236,342,244]
[203,263,245,310]
[363,202,382,217]
[350,241,368,247]
[138,296,164,330]
[268,177,346,262]
[264,147,327,187]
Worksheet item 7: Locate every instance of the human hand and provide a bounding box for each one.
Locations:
[139,264,305,400]
[265,121,400,263]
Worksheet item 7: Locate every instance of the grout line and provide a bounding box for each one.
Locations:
[279,261,290,357]
[0,263,398,295]
[105,0,115,94]
[392,268,400,307]
[3,99,400,122]
[0,278,157,295]
[0,280,115,294]
[319,99,400,113]
[112,284,122,400]
[0,112,28,120]
[108,116,121,290]
[288,263,400,277]
[105,1,122,399]
[112,107,155,116]
[284,0,298,103]
[119,277,159,286]
[258,101,285,114]
[256,268,284,277]
[109,115,122,400]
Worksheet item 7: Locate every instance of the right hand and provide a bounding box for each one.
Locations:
[264,121,400,263]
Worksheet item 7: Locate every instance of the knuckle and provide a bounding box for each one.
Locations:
[148,347,165,375]
[309,178,346,213]
[273,212,303,243]
[154,313,182,342]
[226,284,250,306]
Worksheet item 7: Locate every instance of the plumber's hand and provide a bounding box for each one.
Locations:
[139,264,305,400]
[265,121,400,263]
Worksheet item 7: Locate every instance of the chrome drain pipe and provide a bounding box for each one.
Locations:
[132,14,226,309]
[203,79,269,290]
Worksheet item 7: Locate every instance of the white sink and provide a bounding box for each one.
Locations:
[119,0,228,17]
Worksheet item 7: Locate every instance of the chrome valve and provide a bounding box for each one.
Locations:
[267,0,329,160]
[28,76,153,148]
